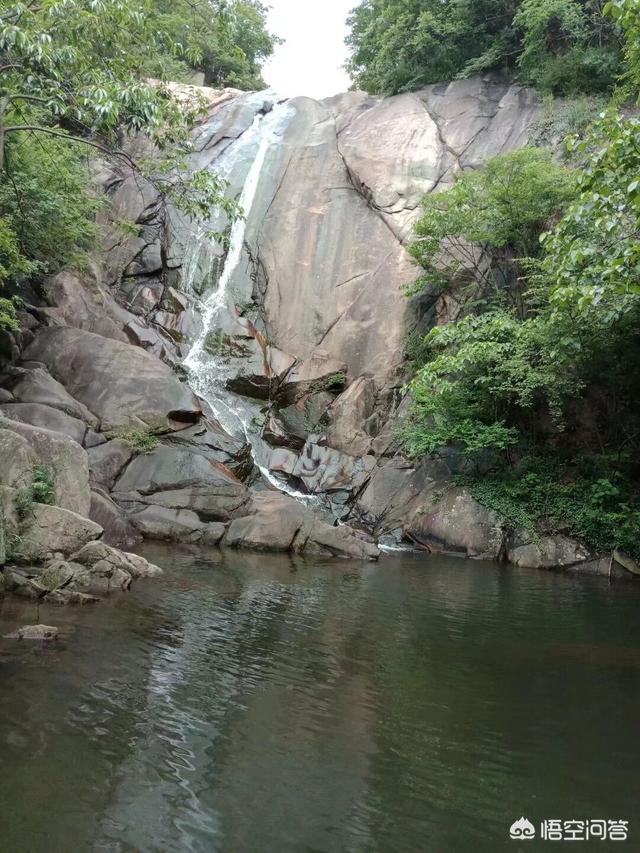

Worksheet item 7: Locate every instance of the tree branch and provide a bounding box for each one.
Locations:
[3,124,140,170]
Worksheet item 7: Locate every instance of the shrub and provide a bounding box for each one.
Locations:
[14,465,56,519]
[108,425,161,453]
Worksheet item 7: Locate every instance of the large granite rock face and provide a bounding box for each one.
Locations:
[0,77,553,569]
[24,327,201,430]
[333,78,539,241]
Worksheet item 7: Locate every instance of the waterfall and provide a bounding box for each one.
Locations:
[183,101,316,502]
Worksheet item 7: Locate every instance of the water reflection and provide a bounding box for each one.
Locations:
[0,548,639,852]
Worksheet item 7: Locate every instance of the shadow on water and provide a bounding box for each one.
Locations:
[0,546,639,853]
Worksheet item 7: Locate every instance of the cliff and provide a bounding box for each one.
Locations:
[0,74,632,591]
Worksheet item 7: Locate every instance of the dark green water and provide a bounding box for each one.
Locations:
[0,547,639,853]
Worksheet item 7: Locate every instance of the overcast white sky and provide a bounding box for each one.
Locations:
[263,0,354,98]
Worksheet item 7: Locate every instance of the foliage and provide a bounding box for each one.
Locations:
[0,0,247,314]
[605,0,640,93]
[0,213,27,327]
[1,132,103,274]
[401,309,585,456]
[514,0,621,94]
[530,93,609,149]
[464,457,640,559]
[14,464,55,519]
[408,148,576,308]
[539,112,640,322]
[145,0,277,90]
[345,0,622,96]
[108,425,161,453]
[30,464,55,505]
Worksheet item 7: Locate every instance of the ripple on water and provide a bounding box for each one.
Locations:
[0,548,639,852]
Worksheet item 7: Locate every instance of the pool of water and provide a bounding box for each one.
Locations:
[0,547,639,852]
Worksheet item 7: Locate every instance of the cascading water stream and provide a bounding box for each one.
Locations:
[183,101,318,503]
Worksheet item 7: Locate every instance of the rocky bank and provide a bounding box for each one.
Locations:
[0,74,635,602]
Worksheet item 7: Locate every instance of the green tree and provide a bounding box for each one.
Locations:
[0,0,240,327]
[144,0,277,89]
[605,0,640,92]
[401,0,640,557]
[408,148,576,314]
[345,0,622,96]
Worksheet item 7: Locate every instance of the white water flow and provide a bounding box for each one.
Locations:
[184,104,316,503]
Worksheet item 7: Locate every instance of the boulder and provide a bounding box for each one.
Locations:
[0,487,102,562]
[267,447,299,478]
[3,569,47,599]
[292,439,376,494]
[24,327,202,431]
[120,550,166,579]
[507,534,592,570]
[262,414,306,451]
[88,439,133,491]
[121,280,164,315]
[70,541,162,580]
[40,270,131,342]
[127,504,226,544]
[124,240,163,276]
[126,486,248,522]
[4,624,59,640]
[151,308,199,344]
[45,588,101,605]
[4,367,98,426]
[15,544,162,600]
[300,522,379,560]
[89,490,141,549]
[39,560,77,590]
[325,377,377,457]
[113,446,249,520]
[162,419,252,477]
[42,556,130,594]
[84,430,107,448]
[225,492,306,552]
[224,491,379,560]
[406,487,505,560]
[223,336,296,400]
[0,402,87,444]
[276,392,335,447]
[123,318,174,358]
[0,429,38,490]
[0,416,91,516]
[354,457,451,533]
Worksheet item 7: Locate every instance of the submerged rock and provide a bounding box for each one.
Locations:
[4,624,59,641]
